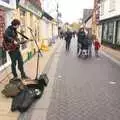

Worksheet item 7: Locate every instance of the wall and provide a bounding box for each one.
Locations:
[85,17,92,28]
[100,0,120,20]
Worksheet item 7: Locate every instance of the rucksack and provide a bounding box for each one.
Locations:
[1,79,24,97]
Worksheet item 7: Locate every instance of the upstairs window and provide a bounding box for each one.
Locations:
[109,0,115,11]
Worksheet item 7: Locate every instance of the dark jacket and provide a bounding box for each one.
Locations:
[4,25,18,43]
[77,31,86,43]
[65,31,72,41]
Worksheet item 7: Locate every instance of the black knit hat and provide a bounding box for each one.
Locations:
[11,19,20,26]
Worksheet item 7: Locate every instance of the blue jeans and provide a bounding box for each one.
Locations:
[9,49,25,77]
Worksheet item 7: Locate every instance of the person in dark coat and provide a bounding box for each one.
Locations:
[65,29,72,51]
[77,28,86,55]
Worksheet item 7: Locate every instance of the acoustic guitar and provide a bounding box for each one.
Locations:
[3,32,33,51]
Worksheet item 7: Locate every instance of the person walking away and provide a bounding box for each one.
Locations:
[60,31,64,39]
[65,29,72,51]
[72,31,76,38]
[3,19,28,80]
[93,37,101,57]
[77,27,86,55]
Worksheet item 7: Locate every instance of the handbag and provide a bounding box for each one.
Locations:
[38,73,49,86]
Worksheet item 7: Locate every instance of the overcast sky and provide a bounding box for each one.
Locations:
[43,0,94,23]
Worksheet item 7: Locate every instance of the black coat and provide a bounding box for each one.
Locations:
[65,31,72,41]
[77,31,86,43]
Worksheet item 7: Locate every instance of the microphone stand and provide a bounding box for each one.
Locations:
[28,27,43,80]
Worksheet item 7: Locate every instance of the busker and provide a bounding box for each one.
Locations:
[3,19,28,80]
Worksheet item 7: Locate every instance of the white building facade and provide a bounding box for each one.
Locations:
[100,0,120,48]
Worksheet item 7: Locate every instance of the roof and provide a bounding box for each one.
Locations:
[83,9,93,23]
[84,14,92,23]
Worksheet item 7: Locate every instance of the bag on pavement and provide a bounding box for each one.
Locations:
[11,85,42,113]
[1,78,24,97]
[38,73,49,87]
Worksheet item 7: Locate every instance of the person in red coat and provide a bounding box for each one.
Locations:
[94,38,101,57]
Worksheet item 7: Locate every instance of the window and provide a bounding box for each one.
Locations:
[116,21,120,45]
[0,48,7,66]
[0,9,7,66]
[20,9,27,49]
[102,23,108,41]
[107,22,114,43]
[109,0,115,11]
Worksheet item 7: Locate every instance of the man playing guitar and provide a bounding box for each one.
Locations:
[3,19,28,80]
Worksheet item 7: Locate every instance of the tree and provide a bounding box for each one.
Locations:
[70,22,82,31]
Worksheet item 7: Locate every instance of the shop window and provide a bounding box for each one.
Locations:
[20,9,27,49]
[0,9,7,66]
[107,22,114,43]
[0,48,7,66]
[102,23,108,41]
[116,21,120,45]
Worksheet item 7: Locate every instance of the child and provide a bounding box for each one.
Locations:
[93,38,101,57]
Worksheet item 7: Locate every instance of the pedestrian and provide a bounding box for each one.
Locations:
[72,31,76,38]
[60,31,64,39]
[64,29,72,51]
[3,19,28,80]
[93,36,101,57]
[77,27,86,55]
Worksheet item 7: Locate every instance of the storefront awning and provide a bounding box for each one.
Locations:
[42,11,54,21]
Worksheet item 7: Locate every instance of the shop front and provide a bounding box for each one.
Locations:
[16,0,42,60]
[0,0,16,71]
[101,16,120,49]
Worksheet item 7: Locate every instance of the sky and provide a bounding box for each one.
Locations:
[43,0,94,23]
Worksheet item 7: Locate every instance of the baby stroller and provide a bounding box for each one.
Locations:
[79,38,89,59]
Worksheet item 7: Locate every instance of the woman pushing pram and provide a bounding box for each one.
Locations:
[77,27,92,58]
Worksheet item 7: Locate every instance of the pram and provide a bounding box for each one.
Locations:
[78,38,89,59]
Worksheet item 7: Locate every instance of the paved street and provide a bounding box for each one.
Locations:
[46,38,120,120]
